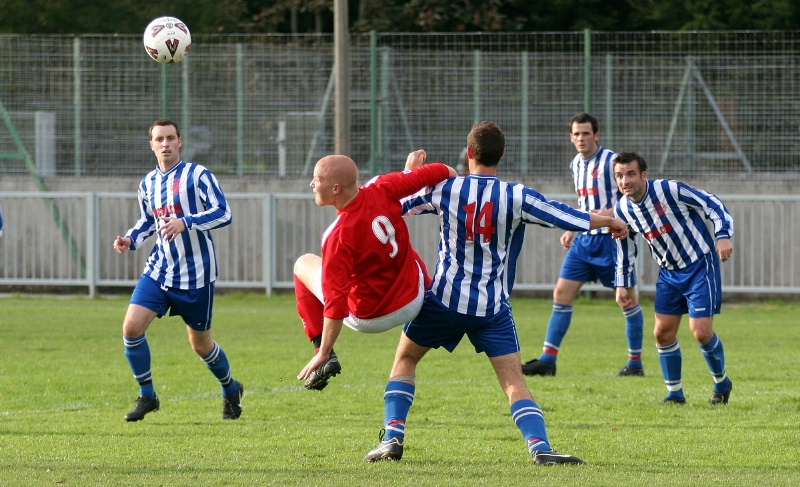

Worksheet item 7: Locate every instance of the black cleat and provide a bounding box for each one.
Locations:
[709,381,732,405]
[521,358,556,376]
[532,450,584,465]
[618,365,644,377]
[304,352,342,390]
[222,381,244,420]
[660,395,686,405]
[125,395,160,422]
[364,433,404,462]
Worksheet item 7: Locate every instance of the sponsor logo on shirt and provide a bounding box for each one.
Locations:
[154,203,183,218]
[643,222,673,241]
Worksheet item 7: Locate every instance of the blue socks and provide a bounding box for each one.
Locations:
[699,333,730,393]
[383,380,415,441]
[382,384,555,455]
[539,303,573,364]
[124,334,155,397]
[623,304,644,368]
[511,399,551,454]
[540,302,644,368]
[658,334,731,399]
[125,336,238,398]
[202,341,238,397]
[657,340,684,399]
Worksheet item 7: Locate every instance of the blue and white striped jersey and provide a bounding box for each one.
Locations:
[125,160,232,289]
[0,200,4,238]
[569,146,620,236]
[614,179,733,287]
[403,175,592,317]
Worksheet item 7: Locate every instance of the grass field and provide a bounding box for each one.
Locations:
[0,293,798,486]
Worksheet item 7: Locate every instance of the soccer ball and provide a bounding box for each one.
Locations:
[143,16,191,64]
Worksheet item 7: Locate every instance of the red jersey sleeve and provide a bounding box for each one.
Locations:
[374,163,451,199]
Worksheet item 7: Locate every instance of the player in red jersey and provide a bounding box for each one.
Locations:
[294,151,456,390]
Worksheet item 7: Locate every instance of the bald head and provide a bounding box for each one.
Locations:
[317,155,358,188]
[311,155,360,209]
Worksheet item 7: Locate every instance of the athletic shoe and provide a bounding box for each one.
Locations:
[521,358,556,376]
[124,395,160,422]
[364,433,404,462]
[222,381,244,420]
[304,351,342,390]
[660,395,686,405]
[617,365,644,377]
[709,381,732,406]
[532,450,584,465]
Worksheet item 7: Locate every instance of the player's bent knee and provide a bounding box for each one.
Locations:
[294,253,321,277]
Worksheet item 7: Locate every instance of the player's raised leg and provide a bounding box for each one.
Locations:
[294,254,325,347]
[294,253,341,391]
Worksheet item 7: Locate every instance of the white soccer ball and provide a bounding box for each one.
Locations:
[143,16,191,64]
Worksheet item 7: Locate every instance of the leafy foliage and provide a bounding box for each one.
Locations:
[1,0,798,34]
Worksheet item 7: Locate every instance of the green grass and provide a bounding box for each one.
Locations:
[0,293,798,486]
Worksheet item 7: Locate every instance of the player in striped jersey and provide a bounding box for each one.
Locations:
[294,152,457,391]
[612,152,734,405]
[0,199,4,238]
[523,113,645,378]
[113,119,243,421]
[364,121,629,465]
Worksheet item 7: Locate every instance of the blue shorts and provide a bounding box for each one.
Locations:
[654,252,722,318]
[403,292,520,358]
[130,275,215,331]
[560,233,635,288]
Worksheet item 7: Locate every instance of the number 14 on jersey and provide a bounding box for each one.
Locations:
[462,202,496,242]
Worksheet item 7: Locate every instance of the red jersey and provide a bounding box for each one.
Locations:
[321,163,450,320]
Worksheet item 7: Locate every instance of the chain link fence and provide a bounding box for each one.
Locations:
[1,31,798,179]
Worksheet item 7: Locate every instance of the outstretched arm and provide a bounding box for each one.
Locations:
[404,149,427,170]
[589,214,629,240]
[404,149,457,177]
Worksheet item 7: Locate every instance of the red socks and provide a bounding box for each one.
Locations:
[294,275,324,342]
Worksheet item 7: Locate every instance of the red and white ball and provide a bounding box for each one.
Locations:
[143,16,191,64]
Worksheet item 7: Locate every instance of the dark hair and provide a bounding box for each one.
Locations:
[569,112,599,133]
[614,151,648,172]
[149,118,181,139]
[466,121,505,167]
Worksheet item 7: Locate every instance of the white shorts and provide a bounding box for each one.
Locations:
[311,262,425,334]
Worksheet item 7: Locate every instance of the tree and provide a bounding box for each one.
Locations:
[627,0,800,30]
[0,0,246,34]
[0,0,798,34]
